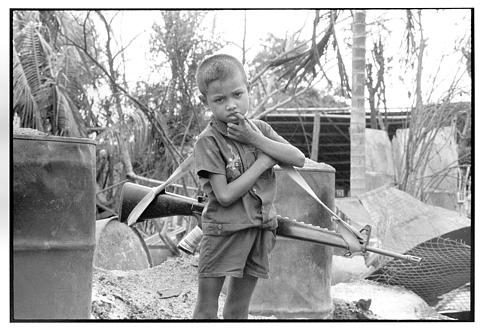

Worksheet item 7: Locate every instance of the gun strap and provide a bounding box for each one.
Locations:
[280,166,363,254]
[152,155,194,195]
[127,155,194,226]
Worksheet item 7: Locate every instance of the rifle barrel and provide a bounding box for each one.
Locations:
[366,246,423,263]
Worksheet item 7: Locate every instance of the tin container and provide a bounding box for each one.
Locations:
[177,226,203,254]
[249,159,335,318]
[13,133,96,319]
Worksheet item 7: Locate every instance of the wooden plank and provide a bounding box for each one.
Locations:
[272,132,344,138]
[321,151,351,156]
[311,113,321,161]
[267,120,350,126]
[327,160,352,165]
[319,143,351,147]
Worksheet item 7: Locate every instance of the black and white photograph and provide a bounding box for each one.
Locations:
[9,4,474,323]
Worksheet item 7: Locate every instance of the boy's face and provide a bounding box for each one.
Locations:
[202,70,249,124]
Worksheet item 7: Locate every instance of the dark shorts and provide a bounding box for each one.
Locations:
[198,227,276,279]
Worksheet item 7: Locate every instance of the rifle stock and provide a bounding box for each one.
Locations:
[119,182,422,263]
[119,182,203,223]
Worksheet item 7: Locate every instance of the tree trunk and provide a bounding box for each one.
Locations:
[350,10,367,196]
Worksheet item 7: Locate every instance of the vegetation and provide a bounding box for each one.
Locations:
[395,10,471,202]
[12,9,471,214]
[12,11,97,136]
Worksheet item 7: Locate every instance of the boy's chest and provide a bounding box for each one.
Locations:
[223,140,257,183]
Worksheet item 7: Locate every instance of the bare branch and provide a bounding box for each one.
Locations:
[112,31,143,61]
[58,25,185,165]
[251,87,309,120]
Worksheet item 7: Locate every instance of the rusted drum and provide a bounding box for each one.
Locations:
[13,133,96,319]
[250,159,335,318]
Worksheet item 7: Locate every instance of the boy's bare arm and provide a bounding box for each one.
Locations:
[209,152,276,207]
[227,114,305,168]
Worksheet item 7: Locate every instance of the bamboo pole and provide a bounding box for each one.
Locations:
[350,10,367,196]
[311,113,321,161]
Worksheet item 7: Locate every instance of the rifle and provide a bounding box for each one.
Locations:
[119,182,422,263]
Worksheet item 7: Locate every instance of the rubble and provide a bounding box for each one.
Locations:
[91,255,203,319]
[331,279,452,320]
[91,254,380,320]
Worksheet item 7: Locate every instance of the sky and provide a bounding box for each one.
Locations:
[111,8,471,109]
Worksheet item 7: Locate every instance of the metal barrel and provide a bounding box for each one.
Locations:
[250,159,336,319]
[13,133,96,320]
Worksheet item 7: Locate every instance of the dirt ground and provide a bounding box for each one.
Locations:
[91,254,379,320]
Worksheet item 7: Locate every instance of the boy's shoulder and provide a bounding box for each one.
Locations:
[197,123,216,140]
[196,122,225,145]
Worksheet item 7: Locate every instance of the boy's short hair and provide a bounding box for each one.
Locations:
[196,54,248,96]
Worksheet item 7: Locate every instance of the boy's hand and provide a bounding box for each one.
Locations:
[226,113,259,144]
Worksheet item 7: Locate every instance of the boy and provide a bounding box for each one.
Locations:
[193,54,305,319]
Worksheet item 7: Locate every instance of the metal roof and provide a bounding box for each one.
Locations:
[263,108,410,195]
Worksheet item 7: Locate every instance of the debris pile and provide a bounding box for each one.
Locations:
[91,255,380,320]
[91,255,203,319]
[332,298,378,320]
[331,280,452,320]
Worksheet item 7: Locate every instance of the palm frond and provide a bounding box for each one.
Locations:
[55,85,86,137]
[96,109,153,165]
[19,23,47,88]
[12,11,40,36]
[125,110,151,160]
[13,22,54,131]
[14,12,93,136]
[12,47,43,130]
[264,10,338,92]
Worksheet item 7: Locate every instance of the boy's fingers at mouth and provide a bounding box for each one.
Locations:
[233,112,245,122]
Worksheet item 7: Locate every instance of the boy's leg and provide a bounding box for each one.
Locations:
[193,276,225,319]
[222,274,258,319]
